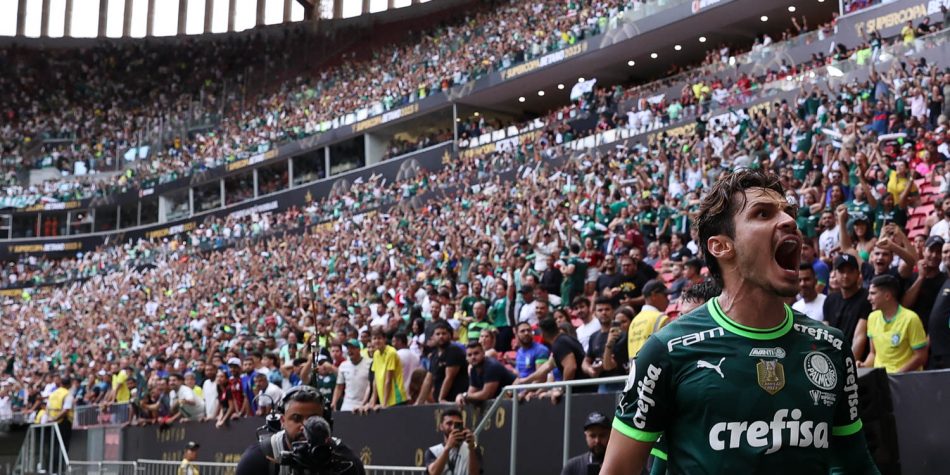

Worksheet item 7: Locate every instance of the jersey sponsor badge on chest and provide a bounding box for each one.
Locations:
[756,359,785,395]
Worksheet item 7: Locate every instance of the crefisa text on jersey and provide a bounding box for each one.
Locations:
[793,323,844,350]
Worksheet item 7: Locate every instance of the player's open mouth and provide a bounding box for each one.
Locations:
[774,238,801,273]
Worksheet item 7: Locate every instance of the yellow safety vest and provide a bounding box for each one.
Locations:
[47,387,73,423]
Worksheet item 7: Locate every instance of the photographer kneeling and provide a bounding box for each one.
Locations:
[236,385,364,475]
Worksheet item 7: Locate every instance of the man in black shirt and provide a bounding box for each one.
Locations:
[860,246,905,289]
[927,241,950,369]
[457,342,515,405]
[418,323,468,404]
[561,412,612,475]
[823,254,872,360]
[611,255,658,310]
[596,255,620,294]
[902,236,948,329]
[581,298,625,393]
[514,317,590,397]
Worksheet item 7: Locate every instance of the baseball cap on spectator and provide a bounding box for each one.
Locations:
[185,441,200,451]
[520,284,535,295]
[346,339,361,349]
[925,235,945,249]
[226,357,242,366]
[833,254,859,271]
[584,411,611,430]
[642,280,670,296]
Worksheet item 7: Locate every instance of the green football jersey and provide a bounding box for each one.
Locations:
[614,297,864,474]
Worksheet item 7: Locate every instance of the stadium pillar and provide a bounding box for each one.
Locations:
[283,0,293,22]
[40,0,50,37]
[387,0,394,9]
[361,0,369,15]
[204,0,213,33]
[15,0,26,36]
[333,0,343,19]
[98,0,108,37]
[64,0,73,36]
[123,0,133,36]
[178,0,188,35]
[452,103,458,152]
[145,0,154,36]
[228,0,236,32]
[255,0,264,26]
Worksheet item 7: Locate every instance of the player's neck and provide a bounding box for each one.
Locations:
[717,286,788,329]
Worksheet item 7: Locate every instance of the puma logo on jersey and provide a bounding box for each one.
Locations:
[697,357,726,378]
[708,409,829,454]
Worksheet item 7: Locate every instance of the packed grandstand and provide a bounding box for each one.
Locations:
[1,0,950,472]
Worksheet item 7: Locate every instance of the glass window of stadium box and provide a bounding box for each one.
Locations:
[95,206,118,233]
[329,138,365,176]
[225,170,255,205]
[258,161,289,196]
[40,212,68,237]
[194,181,222,212]
[68,210,93,235]
[119,204,138,229]
[292,149,327,186]
[11,214,38,239]
[163,189,191,222]
[140,196,159,226]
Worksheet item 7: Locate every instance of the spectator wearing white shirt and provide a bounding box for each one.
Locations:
[793,264,826,322]
[572,297,601,353]
[168,373,205,422]
[201,364,219,420]
[334,340,372,412]
[818,211,840,260]
[252,373,284,416]
[393,333,421,396]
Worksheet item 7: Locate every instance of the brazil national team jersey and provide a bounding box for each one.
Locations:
[615,297,865,474]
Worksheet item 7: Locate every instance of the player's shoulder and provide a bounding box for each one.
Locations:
[651,301,722,345]
[789,311,849,352]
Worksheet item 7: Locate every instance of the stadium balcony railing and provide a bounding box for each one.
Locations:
[72,402,133,429]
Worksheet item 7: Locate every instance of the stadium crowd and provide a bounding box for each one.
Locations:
[1,5,950,442]
[1,0,660,208]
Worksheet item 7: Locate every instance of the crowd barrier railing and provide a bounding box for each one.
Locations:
[66,459,427,475]
[472,375,628,475]
[73,402,133,429]
[67,460,138,475]
[13,422,70,475]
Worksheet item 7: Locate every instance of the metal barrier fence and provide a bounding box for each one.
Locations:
[13,423,71,475]
[73,403,133,429]
[136,459,237,475]
[364,466,428,475]
[472,375,628,475]
[67,461,138,475]
[63,460,426,475]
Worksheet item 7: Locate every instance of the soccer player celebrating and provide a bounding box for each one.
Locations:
[602,170,879,474]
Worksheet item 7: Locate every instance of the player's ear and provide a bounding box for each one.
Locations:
[706,235,734,261]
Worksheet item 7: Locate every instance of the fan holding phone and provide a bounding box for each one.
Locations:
[424,408,482,475]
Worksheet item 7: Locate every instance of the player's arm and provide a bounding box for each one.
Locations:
[332,382,344,410]
[602,337,672,475]
[830,349,881,474]
[896,346,927,373]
